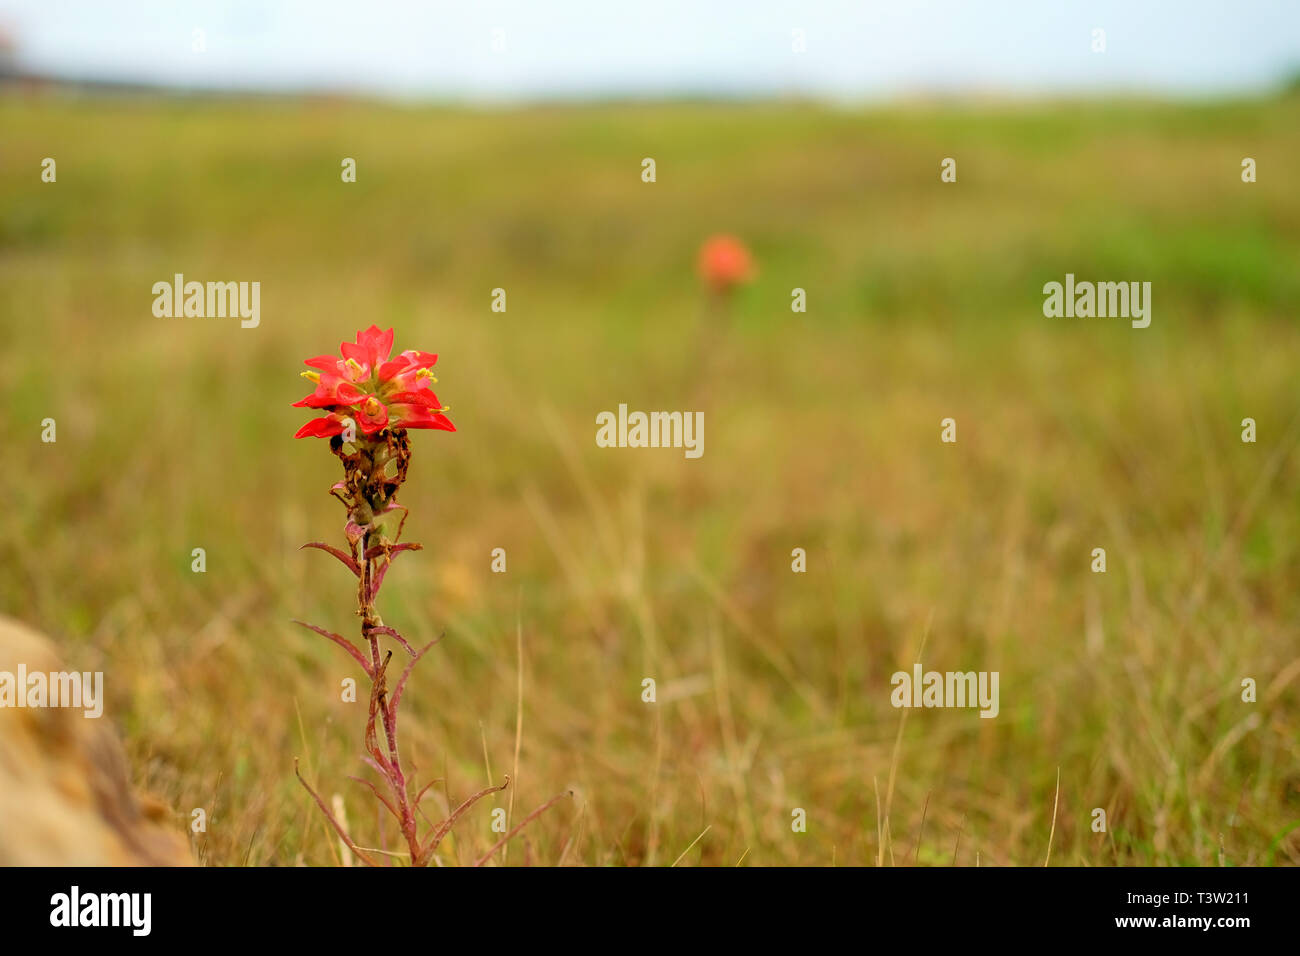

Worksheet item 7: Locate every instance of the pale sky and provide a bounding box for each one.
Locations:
[1,0,1297,101]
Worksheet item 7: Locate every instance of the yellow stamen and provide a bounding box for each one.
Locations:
[344,358,365,377]
[300,370,321,384]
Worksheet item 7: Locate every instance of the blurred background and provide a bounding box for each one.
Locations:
[1,1,1298,866]
[2,0,1300,100]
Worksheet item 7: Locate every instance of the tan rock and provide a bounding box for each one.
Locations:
[0,615,193,866]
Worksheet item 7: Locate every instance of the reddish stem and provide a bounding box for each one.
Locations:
[298,446,555,865]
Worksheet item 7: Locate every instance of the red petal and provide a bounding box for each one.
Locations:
[339,340,370,364]
[388,389,440,408]
[370,327,395,363]
[377,359,410,382]
[422,413,456,432]
[346,325,394,368]
[398,408,455,431]
[399,349,438,369]
[295,417,346,438]
[332,381,365,403]
[304,355,340,372]
[292,379,366,408]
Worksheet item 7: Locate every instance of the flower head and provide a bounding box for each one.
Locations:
[294,326,454,438]
[698,235,756,295]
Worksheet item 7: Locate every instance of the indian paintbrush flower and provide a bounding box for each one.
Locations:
[293,324,454,438]
[697,234,756,296]
[291,327,567,866]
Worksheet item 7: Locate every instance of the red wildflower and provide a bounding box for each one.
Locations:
[698,235,756,294]
[294,326,454,438]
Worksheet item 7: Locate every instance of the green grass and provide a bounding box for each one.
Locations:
[1,91,1298,865]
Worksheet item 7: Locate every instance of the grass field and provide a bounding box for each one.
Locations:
[1,90,1298,865]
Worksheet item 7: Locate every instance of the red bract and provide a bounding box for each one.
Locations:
[698,234,756,294]
[294,326,454,438]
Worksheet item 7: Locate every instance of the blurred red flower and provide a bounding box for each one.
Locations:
[294,325,454,438]
[698,235,756,294]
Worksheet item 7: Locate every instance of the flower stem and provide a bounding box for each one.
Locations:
[359,527,423,861]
